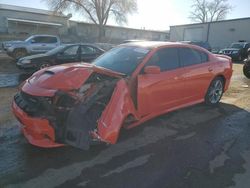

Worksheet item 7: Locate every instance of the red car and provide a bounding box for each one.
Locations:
[12,42,233,150]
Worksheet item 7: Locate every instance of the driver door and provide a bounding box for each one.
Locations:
[137,47,186,116]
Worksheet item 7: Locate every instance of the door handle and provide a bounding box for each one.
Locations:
[208,67,213,72]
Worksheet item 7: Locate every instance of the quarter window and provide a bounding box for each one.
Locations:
[179,48,209,66]
[147,48,179,71]
[81,46,96,54]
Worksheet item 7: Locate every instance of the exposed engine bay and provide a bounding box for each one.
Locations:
[14,73,119,150]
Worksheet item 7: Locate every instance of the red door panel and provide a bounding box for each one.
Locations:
[137,68,186,116]
[182,62,214,101]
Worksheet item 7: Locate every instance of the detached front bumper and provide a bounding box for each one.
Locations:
[12,101,64,148]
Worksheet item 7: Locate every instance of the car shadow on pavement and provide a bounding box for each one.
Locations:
[0,102,249,188]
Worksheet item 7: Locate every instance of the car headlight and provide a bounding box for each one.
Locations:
[20,59,31,64]
[7,47,14,52]
[232,51,239,54]
[5,43,12,47]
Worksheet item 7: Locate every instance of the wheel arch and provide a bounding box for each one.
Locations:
[13,47,28,53]
[214,74,226,92]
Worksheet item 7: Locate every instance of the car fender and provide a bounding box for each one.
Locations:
[10,44,29,53]
[97,79,139,144]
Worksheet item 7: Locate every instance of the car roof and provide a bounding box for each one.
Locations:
[61,43,105,51]
[120,41,201,50]
[31,34,59,37]
[120,41,185,49]
[62,43,100,47]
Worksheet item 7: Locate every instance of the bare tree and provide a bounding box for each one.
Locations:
[189,0,232,23]
[44,0,137,41]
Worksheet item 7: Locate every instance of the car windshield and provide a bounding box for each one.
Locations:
[46,45,66,55]
[230,43,244,49]
[24,36,34,42]
[92,46,150,75]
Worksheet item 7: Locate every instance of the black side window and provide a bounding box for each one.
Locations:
[32,37,43,43]
[31,37,57,43]
[81,46,96,54]
[43,37,57,43]
[147,48,179,71]
[201,51,208,62]
[179,48,202,67]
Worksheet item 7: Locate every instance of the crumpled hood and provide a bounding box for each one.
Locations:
[21,63,124,96]
[28,63,94,90]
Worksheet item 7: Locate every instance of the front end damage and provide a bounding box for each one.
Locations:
[12,64,138,150]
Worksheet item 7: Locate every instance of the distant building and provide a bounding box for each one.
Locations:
[0,4,169,43]
[0,4,69,35]
[170,18,250,49]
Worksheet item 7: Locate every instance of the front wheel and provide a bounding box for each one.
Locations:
[205,77,224,106]
[243,64,250,79]
[13,49,27,60]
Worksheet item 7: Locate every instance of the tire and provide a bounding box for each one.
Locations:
[205,77,224,106]
[13,49,27,60]
[243,64,250,79]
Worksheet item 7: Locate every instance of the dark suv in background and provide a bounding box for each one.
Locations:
[219,41,250,61]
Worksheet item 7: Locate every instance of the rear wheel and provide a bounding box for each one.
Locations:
[13,49,27,60]
[243,64,250,78]
[205,77,224,106]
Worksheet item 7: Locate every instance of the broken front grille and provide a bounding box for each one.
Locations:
[14,91,53,117]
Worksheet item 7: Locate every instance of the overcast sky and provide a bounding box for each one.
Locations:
[0,0,250,30]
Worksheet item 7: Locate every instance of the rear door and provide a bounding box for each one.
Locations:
[55,45,80,64]
[137,47,186,116]
[29,36,46,53]
[179,47,213,101]
[80,45,100,62]
[42,36,59,51]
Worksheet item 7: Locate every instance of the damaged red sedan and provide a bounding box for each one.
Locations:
[12,42,233,150]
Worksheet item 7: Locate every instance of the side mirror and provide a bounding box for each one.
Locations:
[144,66,161,74]
[30,39,35,43]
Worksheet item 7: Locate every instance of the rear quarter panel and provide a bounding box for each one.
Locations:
[212,54,233,91]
